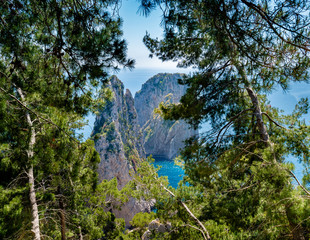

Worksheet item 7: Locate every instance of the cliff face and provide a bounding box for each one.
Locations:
[93,76,144,189]
[92,73,198,225]
[134,73,198,159]
[135,73,186,127]
[92,76,148,226]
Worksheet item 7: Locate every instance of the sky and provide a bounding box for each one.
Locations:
[118,0,177,70]
[115,0,192,94]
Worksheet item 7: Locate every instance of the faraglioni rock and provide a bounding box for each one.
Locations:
[92,73,198,226]
[134,73,198,159]
[92,76,148,226]
[92,76,144,188]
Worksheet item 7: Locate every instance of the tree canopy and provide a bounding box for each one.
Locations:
[1,0,310,239]
[0,0,133,239]
[138,0,310,239]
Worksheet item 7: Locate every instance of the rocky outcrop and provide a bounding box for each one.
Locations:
[92,76,147,226]
[92,73,198,226]
[92,76,144,188]
[134,73,198,159]
[142,219,172,240]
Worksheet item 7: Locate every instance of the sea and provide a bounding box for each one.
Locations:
[152,156,305,189]
[80,67,309,188]
[152,157,185,189]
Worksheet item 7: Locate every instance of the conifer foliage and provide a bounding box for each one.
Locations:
[139,0,310,239]
[0,0,133,239]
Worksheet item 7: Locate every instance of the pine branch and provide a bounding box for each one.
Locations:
[224,183,257,194]
[0,86,79,144]
[215,108,253,146]
[262,112,287,129]
[240,0,310,51]
[157,181,211,240]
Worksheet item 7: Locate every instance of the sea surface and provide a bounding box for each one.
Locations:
[153,156,305,189]
[152,157,185,189]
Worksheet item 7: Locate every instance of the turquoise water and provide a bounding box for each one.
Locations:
[153,157,185,189]
[153,156,305,189]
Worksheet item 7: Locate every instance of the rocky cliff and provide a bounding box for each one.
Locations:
[92,76,148,226]
[92,76,144,188]
[92,73,198,225]
[134,73,198,159]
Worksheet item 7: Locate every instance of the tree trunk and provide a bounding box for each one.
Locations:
[245,87,270,145]
[246,86,306,240]
[78,226,83,240]
[59,197,66,240]
[17,88,41,240]
[28,165,41,240]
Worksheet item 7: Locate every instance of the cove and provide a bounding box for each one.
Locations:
[153,156,304,188]
[152,157,185,189]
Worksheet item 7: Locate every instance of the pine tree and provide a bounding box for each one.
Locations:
[0,0,133,238]
[139,0,310,238]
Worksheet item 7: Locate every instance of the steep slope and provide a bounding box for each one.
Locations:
[92,73,198,225]
[92,76,144,188]
[134,73,198,159]
[92,76,148,226]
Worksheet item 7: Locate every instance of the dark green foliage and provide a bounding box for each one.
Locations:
[0,0,134,115]
[138,0,310,239]
[0,0,134,238]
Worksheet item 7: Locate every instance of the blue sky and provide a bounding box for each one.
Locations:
[115,1,192,95]
[119,0,179,70]
[117,1,163,69]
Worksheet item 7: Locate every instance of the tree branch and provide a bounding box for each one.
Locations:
[288,170,310,198]
[262,112,287,129]
[215,108,253,145]
[0,86,79,144]
[240,0,310,51]
[158,182,211,240]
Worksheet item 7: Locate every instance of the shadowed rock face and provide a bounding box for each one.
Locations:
[92,76,144,189]
[92,76,148,226]
[134,73,198,159]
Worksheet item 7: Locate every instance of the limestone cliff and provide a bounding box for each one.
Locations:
[92,76,148,226]
[134,73,198,159]
[92,73,198,225]
[92,76,144,188]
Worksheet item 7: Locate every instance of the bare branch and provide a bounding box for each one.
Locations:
[157,181,210,240]
[182,224,208,238]
[288,170,310,198]
[262,112,287,129]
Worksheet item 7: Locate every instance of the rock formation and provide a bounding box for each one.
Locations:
[92,73,198,226]
[142,219,172,240]
[92,76,148,225]
[92,76,144,188]
[134,73,198,159]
